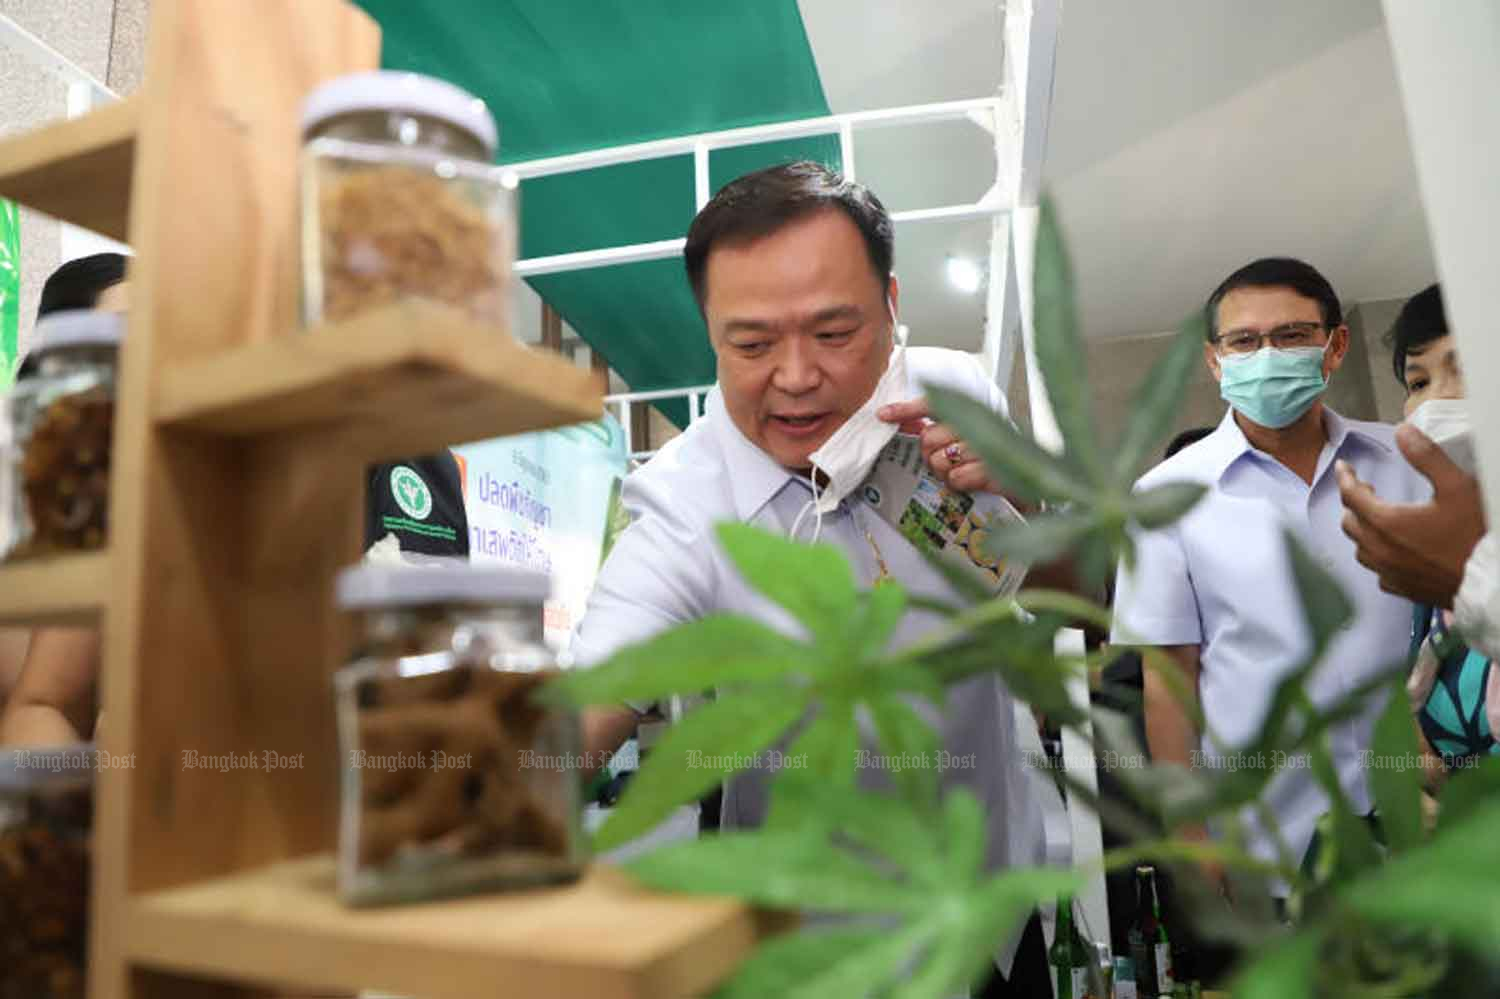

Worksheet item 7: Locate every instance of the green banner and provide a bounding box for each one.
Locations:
[0,200,18,388]
[355,1,838,426]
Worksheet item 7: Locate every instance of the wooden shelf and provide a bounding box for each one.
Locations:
[127,855,773,999]
[0,98,137,241]
[0,551,109,625]
[79,4,774,996]
[154,302,603,459]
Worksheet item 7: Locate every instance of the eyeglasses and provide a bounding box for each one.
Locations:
[1212,322,1326,355]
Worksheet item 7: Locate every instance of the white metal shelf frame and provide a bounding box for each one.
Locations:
[505,95,1012,279]
[605,383,714,462]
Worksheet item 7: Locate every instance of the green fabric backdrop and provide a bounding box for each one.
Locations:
[354,1,839,425]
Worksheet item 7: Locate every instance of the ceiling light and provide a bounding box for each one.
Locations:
[945,255,983,295]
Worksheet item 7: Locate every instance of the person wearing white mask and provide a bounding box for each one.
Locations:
[1112,258,1428,901]
[1337,284,1497,775]
[572,161,1051,997]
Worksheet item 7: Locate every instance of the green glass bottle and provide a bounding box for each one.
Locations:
[1049,893,1090,999]
[1128,865,1174,997]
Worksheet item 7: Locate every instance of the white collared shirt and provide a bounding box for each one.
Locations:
[1113,407,1429,877]
[574,347,1046,929]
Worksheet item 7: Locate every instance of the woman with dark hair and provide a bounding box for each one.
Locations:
[1386,284,1461,408]
[1383,284,1496,775]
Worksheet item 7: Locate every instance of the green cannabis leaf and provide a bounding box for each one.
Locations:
[1031,198,1103,484]
[549,523,955,850]
[627,784,1081,999]
[922,199,1212,587]
[1367,675,1425,855]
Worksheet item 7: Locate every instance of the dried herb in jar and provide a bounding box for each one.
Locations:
[353,664,569,868]
[317,165,509,327]
[0,794,91,999]
[17,386,113,557]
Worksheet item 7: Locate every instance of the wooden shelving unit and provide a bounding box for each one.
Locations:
[155,301,601,462]
[125,856,773,999]
[0,552,110,625]
[0,96,137,241]
[0,1,772,996]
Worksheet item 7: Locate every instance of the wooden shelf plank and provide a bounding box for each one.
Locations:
[0,98,137,241]
[0,551,109,625]
[127,855,775,999]
[154,302,604,460]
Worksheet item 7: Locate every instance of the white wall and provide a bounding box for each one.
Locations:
[0,0,149,356]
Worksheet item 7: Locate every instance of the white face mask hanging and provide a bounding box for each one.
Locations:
[788,324,910,543]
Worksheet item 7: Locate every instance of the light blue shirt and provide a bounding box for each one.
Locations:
[1113,407,1429,876]
[575,347,1047,932]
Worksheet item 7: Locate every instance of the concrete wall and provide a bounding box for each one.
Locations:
[1349,297,1409,424]
[0,0,149,359]
[1005,330,1229,464]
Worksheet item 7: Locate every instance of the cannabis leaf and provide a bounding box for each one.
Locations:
[923,199,1210,588]
[627,783,1081,999]
[548,523,949,850]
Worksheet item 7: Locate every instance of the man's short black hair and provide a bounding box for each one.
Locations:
[684,161,893,313]
[1164,427,1214,461]
[37,252,128,320]
[1383,283,1447,386]
[1203,257,1342,340]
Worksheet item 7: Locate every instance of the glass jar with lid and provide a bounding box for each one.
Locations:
[299,70,515,330]
[333,562,584,906]
[0,743,96,999]
[3,310,122,562]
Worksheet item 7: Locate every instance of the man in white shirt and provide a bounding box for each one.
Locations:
[1112,258,1428,893]
[574,161,1048,996]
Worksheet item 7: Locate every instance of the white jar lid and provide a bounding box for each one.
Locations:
[32,309,124,352]
[302,70,498,158]
[338,561,548,610]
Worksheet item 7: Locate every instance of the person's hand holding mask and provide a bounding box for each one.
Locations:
[1337,421,1486,607]
[877,396,1001,496]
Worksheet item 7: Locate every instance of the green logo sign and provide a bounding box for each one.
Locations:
[390,465,432,520]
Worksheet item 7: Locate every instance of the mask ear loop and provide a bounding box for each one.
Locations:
[788,469,826,544]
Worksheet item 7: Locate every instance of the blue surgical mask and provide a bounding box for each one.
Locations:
[1217,343,1329,429]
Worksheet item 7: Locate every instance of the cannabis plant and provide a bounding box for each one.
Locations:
[548,200,1500,998]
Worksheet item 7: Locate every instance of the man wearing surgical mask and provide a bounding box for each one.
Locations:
[573,162,1050,996]
[1112,258,1428,901]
